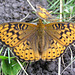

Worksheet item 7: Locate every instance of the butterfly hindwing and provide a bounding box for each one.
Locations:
[41,37,66,60]
[13,40,40,62]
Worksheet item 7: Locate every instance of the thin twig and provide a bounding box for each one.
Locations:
[60,0,63,22]
[68,46,73,73]
[61,58,75,74]
[3,48,8,56]
[58,57,61,75]
[20,13,29,22]
[17,59,28,75]
[58,0,63,75]
[0,47,3,54]
[25,63,29,71]
[27,0,36,12]
[7,48,11,64]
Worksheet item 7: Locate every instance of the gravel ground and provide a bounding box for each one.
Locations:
[0,0,75,75]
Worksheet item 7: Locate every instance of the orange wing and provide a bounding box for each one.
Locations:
[36,5,56,22]
[41,22,75,60]
[0,22,40,62]
[0,21,75,61]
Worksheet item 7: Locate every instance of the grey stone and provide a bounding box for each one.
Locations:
[47,62,56,71]
[51,71,58,75]
[6,0,16,3]
[73,68,75,72]
[12,3,18,8]
[0,7,4,13]
[73,62,75,68]
[62,71,70,75]
[5,14,9,17]
[13,13,20,18]
[27,66,33,73]
[0,4,3,6]
[5,4,10,7]
[43,70,49,74]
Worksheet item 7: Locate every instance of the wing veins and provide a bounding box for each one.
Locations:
[45,30,66,46]
[14,29,38,47]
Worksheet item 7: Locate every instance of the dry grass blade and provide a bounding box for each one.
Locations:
[58,0,63,75]
[17,59,28,75]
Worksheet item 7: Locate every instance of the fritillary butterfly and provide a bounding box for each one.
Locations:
[0,19,75,62]
[0,5,75,62]
[36,4,55,22]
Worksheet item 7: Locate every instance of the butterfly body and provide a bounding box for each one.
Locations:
[0,20,75,62]
[37,19,45,55]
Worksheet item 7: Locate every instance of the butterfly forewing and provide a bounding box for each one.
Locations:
[45,22,75,46]
[0,22,37,47]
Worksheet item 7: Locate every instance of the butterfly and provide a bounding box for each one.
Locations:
[0,19,75,62]
[36,4,56,22]
[0,5,75,62]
